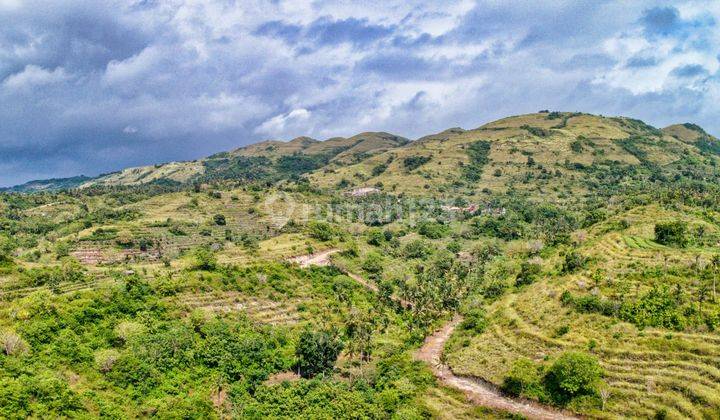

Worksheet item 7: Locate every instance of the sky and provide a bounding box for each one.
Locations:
[1,0,720,187]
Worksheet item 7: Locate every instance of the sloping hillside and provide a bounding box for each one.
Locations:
[2,175,92,192]
[310,112,720,201]
[77,132,407,188]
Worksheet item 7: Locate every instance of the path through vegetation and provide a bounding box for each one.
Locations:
[417,317,579,420]
[290,250,577,419]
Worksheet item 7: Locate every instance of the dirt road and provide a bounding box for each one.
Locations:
[289,250,577,419]
[287,248,339,268]
[417,316,579,420]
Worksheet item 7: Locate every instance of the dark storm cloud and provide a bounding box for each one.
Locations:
[1,0,720,187]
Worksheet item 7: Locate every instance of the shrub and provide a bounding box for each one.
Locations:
[362,252,383,274]
[0,330,28,356]
[515,260,541,286]
[371,163,388,176]
[561,250,587,274]
[213,214,227,226]
[544,352,602,404]
[502,358,545,399]
[462,140,491,181]
[95,349,121,373]
[366,228,385,246]
[402,155,431,171]
[192,247,217,271]
[459,309,487,334]
[402,240,432,259]
[417,221,448,239]
[654,221,687,247]
[308,221,335,242]
[570,140,584,153]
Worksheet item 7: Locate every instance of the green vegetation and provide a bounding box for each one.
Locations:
[3,112,720,418]
[462,140,491,181]
[654,220,687,247]
[402,155,432,171]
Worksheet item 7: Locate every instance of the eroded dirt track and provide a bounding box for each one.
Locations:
[289,251,578,419]
[417,316,579,420]
[287,248,339,267]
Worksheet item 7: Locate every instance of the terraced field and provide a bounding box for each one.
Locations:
[447,249,720,420]
[0,276,119,300]
[177,291,303,325]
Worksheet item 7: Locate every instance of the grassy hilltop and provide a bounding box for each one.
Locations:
[1,111,720,418]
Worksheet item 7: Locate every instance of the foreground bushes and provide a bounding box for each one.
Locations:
[561,286,705,331]
[503,352,603,407]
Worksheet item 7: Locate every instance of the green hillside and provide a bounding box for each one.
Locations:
[77,132,408,189]
[1,112,720,419]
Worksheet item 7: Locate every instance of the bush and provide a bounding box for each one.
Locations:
[402,155,431,171]
[366,228,385,246]
[402,240,432,259]
[95,349,120,373]
[362,252,383,274]
[192,247,217,271]
[561,250,587,274]
[502,358,545,399]
[544,352,602,404]
[308,221,336,242]
[459,309,487,334]
[654,221,687,247]
[213,214,227,226]
[371,163,388,176]
[0,330,28,356]
[417,221,448,239]
[515,260,541,286]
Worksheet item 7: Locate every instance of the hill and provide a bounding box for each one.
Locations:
[76,132,408,189]
[1,175,93,192]
[310,112,720,200]
[2,111,720,419]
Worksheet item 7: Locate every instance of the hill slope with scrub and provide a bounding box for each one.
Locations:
[1,111,720,418]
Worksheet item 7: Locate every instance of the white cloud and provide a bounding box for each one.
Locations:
[103,46,161,86]
[2,65,69,90]
[2,0,720,187]
[256,108,312,137]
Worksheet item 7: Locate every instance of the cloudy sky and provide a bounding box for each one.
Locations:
[1,0,719,186]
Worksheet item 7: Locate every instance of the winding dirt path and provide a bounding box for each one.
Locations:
[287,248,340,268]
[287,249,413,308]
[417,316,579,420]
[288,250,577,419]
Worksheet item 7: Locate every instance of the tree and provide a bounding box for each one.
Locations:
[295,328,343,378]
[654,221,687,247]
[344,310,376,361]
[544,351,602,404]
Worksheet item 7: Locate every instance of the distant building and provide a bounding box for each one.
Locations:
[347,187,380,197]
